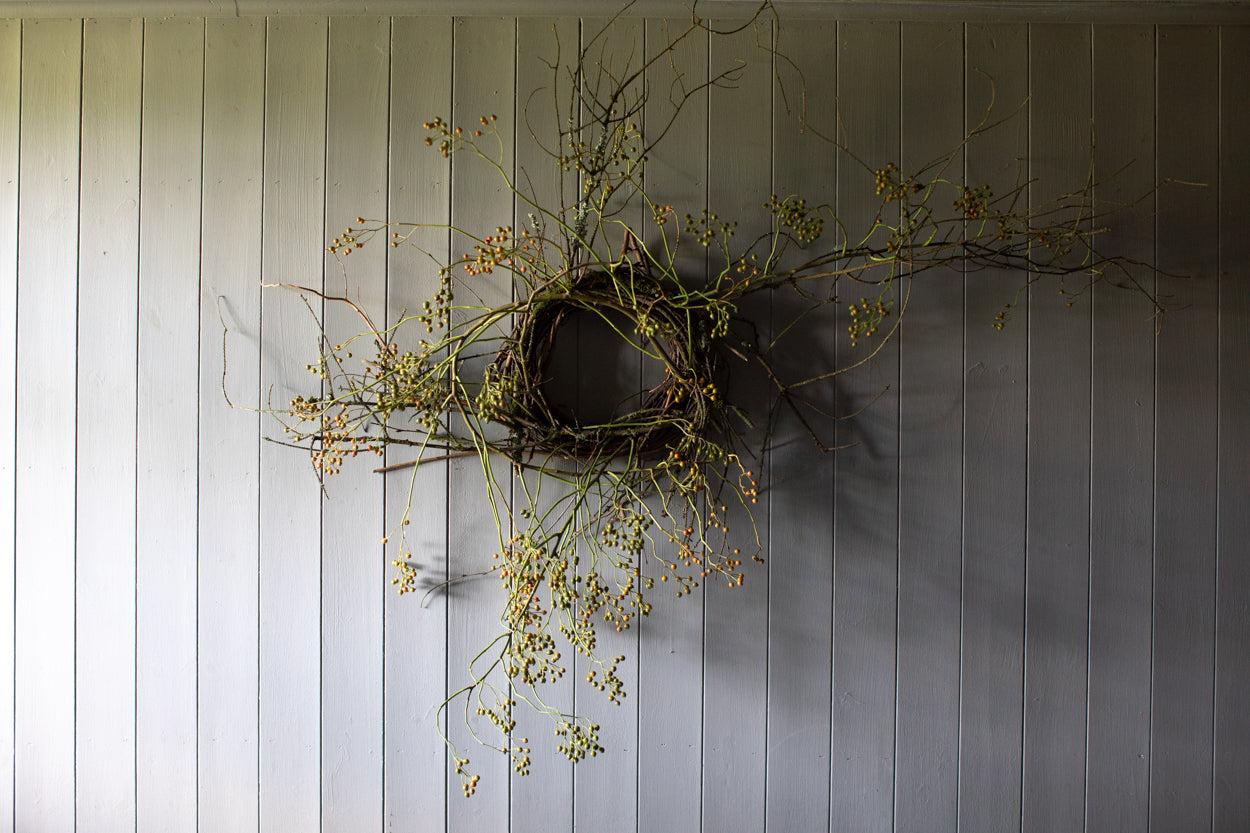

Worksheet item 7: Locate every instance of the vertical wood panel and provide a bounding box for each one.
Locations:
[508,15,577,833]
[198,16,264,833]
[566,15,646,831]
[0,10,1247,833]
[1022,22,1092,833]
[258,16,326,832]
[894,21,963,833]
[76,17,142,832]
[384,15,451,833]
[766,19,836,832]
[515,469,574,832]
[445,15,515,828]
[830,21,899,833]
[135,18,203,832]
[321,17,389,831]
[959,22,1029,833]
[1215,25,1250,833]
[701,15,771,833]
[0,18,19,833]
[637,17,707,833]
[1087,22,1155,833]
[1151,24,1220,833]
[14,18,80,833]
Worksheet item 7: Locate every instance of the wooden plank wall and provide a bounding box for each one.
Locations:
[1,12,1247,833]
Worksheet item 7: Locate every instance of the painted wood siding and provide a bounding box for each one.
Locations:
[1,13,1247,833]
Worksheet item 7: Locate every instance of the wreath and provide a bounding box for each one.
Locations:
[256,0,1162,792]
[488,249,722,460]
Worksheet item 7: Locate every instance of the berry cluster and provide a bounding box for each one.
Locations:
[683,209,738,248]
[423,114,498,159]
[460,225,536,278]
[873,162,924,202]
[954,184,993,219]
[847,296,893,348]
[767,194,824,244]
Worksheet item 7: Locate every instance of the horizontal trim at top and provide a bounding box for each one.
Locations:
[3,0,1250,21]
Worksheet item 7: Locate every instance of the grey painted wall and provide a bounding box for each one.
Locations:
[1,10,1247,833]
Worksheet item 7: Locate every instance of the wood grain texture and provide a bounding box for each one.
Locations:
[566,13,646,823]
[258,16,327,832]
[1150,23,1220,833]
[830,20,900,833]
[0,12,1246,833]
[765,19,837,833]
[700,16,772,833]
[1087,22,1155,833]
[1022,22,1093,833]
[1214,25,1250,833]
[135,18,203,832]
[198,16,264,833]
[510,17,577,833]
[320,16,390,831]
[14,18,80,833]
[567,18,648,830]
[894,20,963,833]
[0,19,17,829]
[384,15,452,833]
[959,22,1029,833]
[445,16,515,829]
[10,1,1250,24]
[75,17,142,833]
[636,17,707,833]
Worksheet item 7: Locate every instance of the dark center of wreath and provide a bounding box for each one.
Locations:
[487,270,719,459]
[540,306,663,427]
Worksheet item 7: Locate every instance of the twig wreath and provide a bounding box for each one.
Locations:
[262,0,1160,792]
